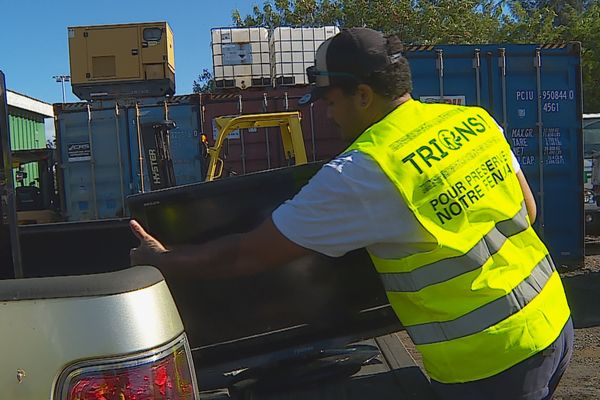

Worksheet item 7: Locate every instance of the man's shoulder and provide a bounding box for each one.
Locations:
[324,150,382,175]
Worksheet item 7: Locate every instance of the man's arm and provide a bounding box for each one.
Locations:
[130,218,312,279]
[516,170,537,223]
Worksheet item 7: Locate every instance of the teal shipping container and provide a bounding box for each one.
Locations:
[55,94,204,222]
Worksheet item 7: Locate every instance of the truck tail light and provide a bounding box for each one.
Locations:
[56,334,199,400]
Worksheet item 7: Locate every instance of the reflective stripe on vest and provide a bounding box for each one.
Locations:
[345,99,571,383]
[380,202,529,293]
[406,255,554,345]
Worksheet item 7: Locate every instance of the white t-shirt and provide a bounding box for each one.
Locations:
[272,150,521,258]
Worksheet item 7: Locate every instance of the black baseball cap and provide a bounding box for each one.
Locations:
[299,27,405,105]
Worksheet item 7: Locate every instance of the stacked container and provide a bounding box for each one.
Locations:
[54,95,205,221]
[203,43,584,267]
[211,27,271,89]
[201,87,344,177]
[270,26,339,86]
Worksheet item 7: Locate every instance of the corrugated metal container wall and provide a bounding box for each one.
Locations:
[8,109,46,187]
[55,94,204,221]
[129,95,204,192]
[55,101,131,221]
[404,43,583,266]
[201,87,345,176]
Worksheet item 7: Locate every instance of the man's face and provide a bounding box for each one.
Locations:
[322,87,366,142]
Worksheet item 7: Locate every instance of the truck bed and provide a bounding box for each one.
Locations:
[200,332,436,400]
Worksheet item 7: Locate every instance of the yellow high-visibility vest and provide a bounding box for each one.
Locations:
[346,99,570,383]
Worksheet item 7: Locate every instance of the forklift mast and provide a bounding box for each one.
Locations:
[140,120,177,191]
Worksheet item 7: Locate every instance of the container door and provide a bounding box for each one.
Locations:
[405,44,583,266]
[85,27,140,81]
[166,99,204,185]
[129,96,203,192]
[407,45,488,107]
[58,104,131,221]
[501,44,583,265]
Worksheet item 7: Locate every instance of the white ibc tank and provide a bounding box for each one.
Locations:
[212,27,271,89]
[271,26,340,86]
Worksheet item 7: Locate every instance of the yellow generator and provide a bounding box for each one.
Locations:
[68,22,175,100]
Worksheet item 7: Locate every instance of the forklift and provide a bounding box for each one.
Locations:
[206,111,307,181]
[11,148,60,224]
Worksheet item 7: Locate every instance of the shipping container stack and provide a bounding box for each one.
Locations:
[56,23,584,267]
[207,36,585,267]
[57,22,208,222]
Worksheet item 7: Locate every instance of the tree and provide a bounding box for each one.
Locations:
[232,0,342,28]
[193,69,216,94]
[562,2,600,111]
[518,0,590,25]
[232,0,505,43]
[495,1,565,43]
[228,0,600,111]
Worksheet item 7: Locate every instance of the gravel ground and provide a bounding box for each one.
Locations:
[397,239,600,398]
[555,240,600,399]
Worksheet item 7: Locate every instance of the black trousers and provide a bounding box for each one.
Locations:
[430,318,574,400]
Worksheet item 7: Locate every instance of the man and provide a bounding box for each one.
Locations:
[131,28,573,399]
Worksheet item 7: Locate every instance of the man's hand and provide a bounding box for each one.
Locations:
[128,217,311,278]
[129,220,168,267]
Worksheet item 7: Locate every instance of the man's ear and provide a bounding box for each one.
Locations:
[355,84,374,109]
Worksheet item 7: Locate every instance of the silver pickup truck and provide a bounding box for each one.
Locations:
[0,266,199,399]
[0,70,435,399]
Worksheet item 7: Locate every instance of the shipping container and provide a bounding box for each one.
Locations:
[68,22,175,101]
[54,94,204,221]
[200,87,345,177]
[402,43,583,265]
[211,27,271,89]
[271,26,339,86]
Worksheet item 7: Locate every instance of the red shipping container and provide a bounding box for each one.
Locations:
[200,87,346,177]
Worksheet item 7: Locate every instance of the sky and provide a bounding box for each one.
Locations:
[0,0,257,105]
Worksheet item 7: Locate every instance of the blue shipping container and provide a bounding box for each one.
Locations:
[405,43,583,265]
[55,94,204,221]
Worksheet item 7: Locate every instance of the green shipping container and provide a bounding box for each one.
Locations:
[9,108,47,188]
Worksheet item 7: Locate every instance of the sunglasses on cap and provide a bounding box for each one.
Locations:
[306,65,358,85]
